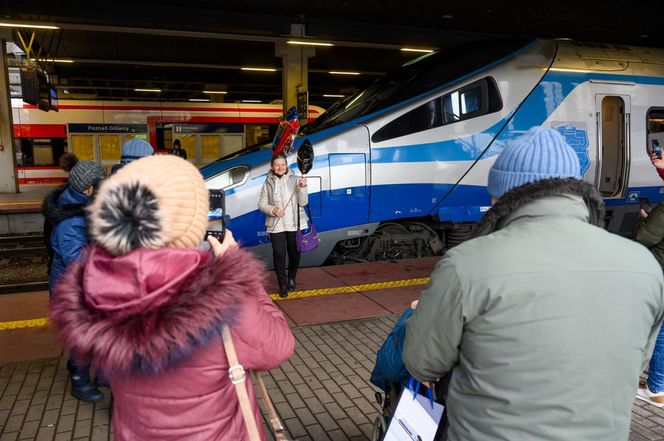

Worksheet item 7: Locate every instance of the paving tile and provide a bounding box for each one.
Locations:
[35,426,56,441]
[72,419,91,439]
[3,415,24,433]
[17,420,38,439]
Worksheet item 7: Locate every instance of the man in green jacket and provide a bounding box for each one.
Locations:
[404,127,664,441]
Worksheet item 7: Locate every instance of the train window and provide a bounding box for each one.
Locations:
[206,165,249,191]
[372,77,502,143]
[647,108,664,158]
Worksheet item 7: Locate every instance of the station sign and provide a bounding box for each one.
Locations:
[68,124,148,133]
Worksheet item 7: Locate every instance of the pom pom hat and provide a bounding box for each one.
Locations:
[487,126,582,199]
[88,155,209,256]
[68,160,104,193]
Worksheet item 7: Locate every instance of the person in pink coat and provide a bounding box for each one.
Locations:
[49,155,294,440]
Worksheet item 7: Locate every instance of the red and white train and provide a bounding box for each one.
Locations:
[11,99,324,184]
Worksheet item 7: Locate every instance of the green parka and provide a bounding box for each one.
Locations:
[636,201,664,267]
[404,178,664,441]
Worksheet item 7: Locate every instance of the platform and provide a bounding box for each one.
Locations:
[1,257,663,440]
[0,185,57,236]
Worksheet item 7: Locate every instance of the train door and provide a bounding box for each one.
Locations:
[326,126,371,228]
[98,134,122,171]
[595,94,631,198]
[178,134,197,163]
[70,134,95,161]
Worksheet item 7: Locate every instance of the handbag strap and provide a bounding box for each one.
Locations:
[221,325,262,441]
[253,372,289,441]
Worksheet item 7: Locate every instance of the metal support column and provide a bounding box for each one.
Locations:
[275,24,314,119]
[0,39,18,193]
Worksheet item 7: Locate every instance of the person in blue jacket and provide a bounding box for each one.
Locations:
[370,300,417,392]
[110,137,154,174]
[43,158,105,403]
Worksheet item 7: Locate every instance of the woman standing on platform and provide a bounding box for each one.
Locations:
[258,153,308,298]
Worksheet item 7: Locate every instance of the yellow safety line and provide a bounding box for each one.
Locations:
[268,277,430,301]
[0,277,431,330]
[0,317,49,331]
[0,201,42,205]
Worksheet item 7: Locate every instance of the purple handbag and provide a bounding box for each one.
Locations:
[296,205,320,253]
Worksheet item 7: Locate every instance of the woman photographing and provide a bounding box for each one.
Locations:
[258,153,308,298]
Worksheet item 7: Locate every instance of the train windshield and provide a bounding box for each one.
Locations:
[302,38,532,133]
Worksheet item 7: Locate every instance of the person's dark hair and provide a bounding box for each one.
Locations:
[270,153,287,166]
[173,139,181,148]
[59,153,79,172]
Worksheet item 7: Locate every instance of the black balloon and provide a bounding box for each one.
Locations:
[297,140,314,175]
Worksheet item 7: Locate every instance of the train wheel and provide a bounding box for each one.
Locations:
[328,221,445,264]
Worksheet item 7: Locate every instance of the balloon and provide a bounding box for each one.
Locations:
[297,140,314,175]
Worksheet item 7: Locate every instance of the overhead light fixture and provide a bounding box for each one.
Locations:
[242,100,261,103]
[0,22,59,30]
[203,90,228,94]
[287,40,334,47]
[189,98,210,102]
[30,58,74,63]
[401,47,434,53]
[323,94,345,98]
[329,71,360,76]
[134,88,161,92]
[241,67,277,72]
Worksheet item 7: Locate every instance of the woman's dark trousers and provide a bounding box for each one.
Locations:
[270,231,301,295]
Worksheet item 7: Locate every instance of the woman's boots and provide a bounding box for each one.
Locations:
[67,359,104,403]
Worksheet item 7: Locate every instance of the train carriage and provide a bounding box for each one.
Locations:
[200,38,664,267]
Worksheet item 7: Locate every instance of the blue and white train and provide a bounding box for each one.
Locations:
[201,38,664,266]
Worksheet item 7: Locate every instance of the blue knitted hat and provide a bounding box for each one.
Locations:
[120,138,153,164]
[487,127,582,199]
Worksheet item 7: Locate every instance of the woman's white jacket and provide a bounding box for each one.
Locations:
[258,169,308,233]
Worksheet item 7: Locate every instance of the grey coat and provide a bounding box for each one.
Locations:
[404,178,664,441]
[258,169,308,233]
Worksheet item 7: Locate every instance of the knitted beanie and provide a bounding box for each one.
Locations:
[487,127,581,199]
[69,160,105,193]
[88,155,209,256]
[120,138,154,164]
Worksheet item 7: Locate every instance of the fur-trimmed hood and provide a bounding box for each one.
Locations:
[473,178,605,237]
[42,184,87,226]
[49,245,266,377]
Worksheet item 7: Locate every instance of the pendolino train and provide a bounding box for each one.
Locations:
[201,38,664,267]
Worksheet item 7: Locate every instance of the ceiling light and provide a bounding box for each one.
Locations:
[30,58,74,63]
[189,98,210,102]
[323,94,345,98]
[134,88,161,92]
[242,100,261,103]
[203,90,228,94]
[241,67,277,72]
[401,48,434,53]
[329,71,360,76]
[287,40,334,47]
[0,22,59,30]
